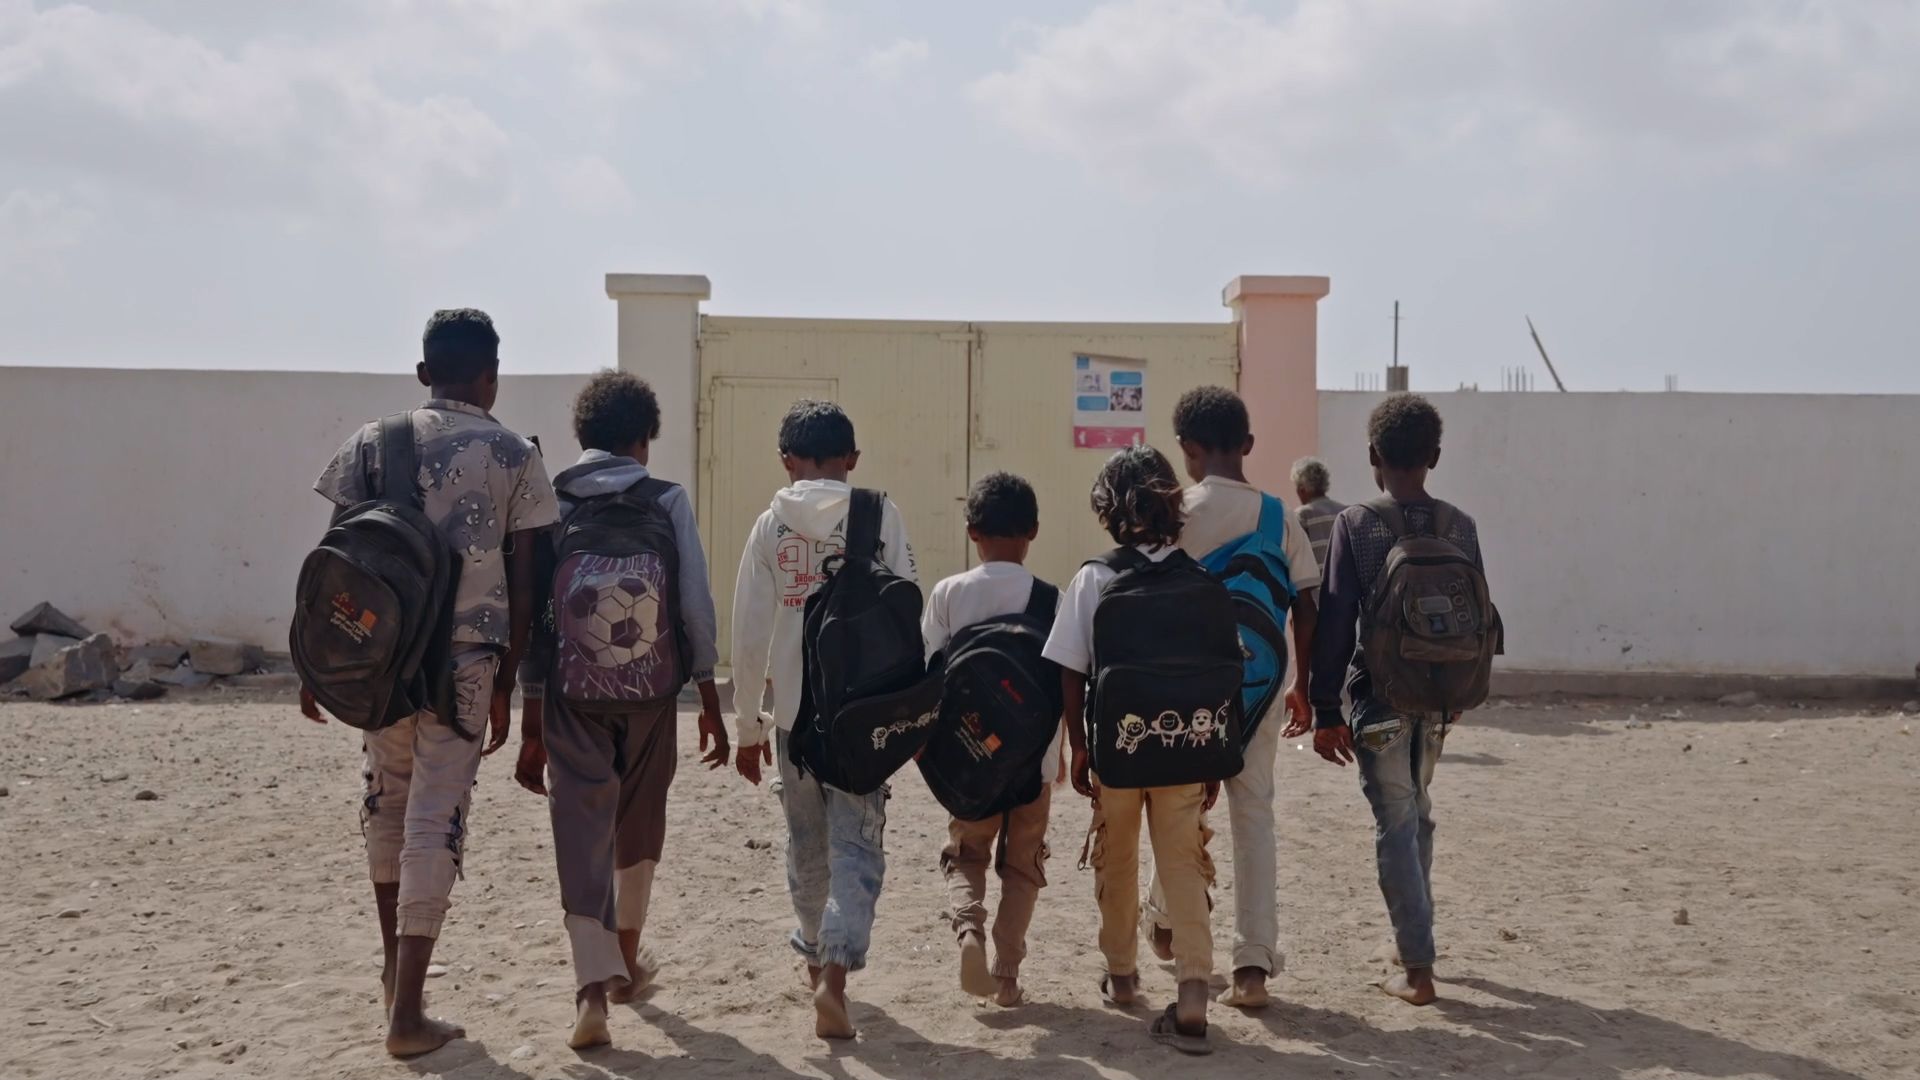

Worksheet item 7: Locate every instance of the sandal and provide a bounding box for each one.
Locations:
[1149,1004,1212,1056]
[1099,974,1138,1007]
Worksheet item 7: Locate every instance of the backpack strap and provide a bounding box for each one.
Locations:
[628,476,677,505]
[846,488,884,563]
[1092,546,1150,573]
[1361,495,1412,540]
[1429,499,1460,542]
[377,412,418,507]
[1023,580,1060,622]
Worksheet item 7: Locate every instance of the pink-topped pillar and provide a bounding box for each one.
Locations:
[1224,275,1331,496]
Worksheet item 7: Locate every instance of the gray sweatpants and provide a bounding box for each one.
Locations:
[544,698,678,989]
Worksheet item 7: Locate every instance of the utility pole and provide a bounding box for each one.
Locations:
[1526,316,1568,392]
[1386,300,1409,392]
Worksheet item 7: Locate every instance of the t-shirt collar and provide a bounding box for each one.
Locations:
[421,398,495,421]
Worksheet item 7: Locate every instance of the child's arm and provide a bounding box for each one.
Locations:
[663,486,728,769]
[920,580,950,664]
[1060,669,1093,799]
[1309,514,1358,766]
[512,525,557,794]
[492,527,541,756]
[729,514,777,783]
[1283,588,1317,738]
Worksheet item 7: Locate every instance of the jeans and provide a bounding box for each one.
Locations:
[1353,698,1448,970]
[774,729,888,972]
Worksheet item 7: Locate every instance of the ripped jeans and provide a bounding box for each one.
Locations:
[774,729,888,972]
[1353,698,1449,970]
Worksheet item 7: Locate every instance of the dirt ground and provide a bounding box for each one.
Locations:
[2,692,1915,1080]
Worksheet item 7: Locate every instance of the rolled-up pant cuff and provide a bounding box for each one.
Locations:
[566,913,628,989]
[1232,945,1283,974]
[396,913,445,940]
[817,946,867,973]
[368,855,402,885]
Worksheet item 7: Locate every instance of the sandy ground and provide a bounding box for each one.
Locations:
[2,691,1916,1080]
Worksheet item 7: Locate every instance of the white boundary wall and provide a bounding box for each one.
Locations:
[1314,392,1920,678]
[3,366,1916,678]
[0,367,588,646]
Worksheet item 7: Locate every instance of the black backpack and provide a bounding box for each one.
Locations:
[291,412,460,732]
[918,581,1063,820]
[790,489,942,795]
[1086,547,1244,789]
[547,471,687,710]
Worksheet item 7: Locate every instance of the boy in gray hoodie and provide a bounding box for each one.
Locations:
[514,370,727,1049]
[730,400,916,1040]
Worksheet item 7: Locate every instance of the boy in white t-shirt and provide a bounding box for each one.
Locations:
[1142,386,1320,1011]
[922,472,1058,1008]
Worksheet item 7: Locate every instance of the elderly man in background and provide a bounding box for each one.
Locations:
[1291,457,1344,579]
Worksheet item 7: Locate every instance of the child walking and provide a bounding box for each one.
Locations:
[921,472,1058,1008]
[1143,386,1320,1009]
[1310,393,1494,1007]
[512,370,729,1048]
[300,309,557,1057]
[730,400,916,1040]
[1044,445,1219,1054]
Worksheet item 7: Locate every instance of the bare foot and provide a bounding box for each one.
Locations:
[814,976,856,1040]
[993,976,1025,1007]
[803,964,822,990]
[1150,926,1175,963]
[608,945,658,1005]
[1381,967,1438,1006]
[569,985,612,1050]
[957,931,995,998]
[385,1014,465,1058]
[1102,972,1139,1006]
[1217,966,1269,1009]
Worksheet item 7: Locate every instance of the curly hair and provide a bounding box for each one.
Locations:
[777,399,857,461]
[421,308,499,383]
[1290,456,1331,497]
[1090,445,1184,548]
[965,471,1039,538]
[1367,393,1444,469]
[571,369,661,452]
[1171,385,1250,452]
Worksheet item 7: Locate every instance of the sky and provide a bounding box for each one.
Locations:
[2,0,1917,392]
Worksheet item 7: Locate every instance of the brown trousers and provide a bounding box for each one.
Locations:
[1088,781,1213,983]
[544,698,677,988]
[941,785,1052,979]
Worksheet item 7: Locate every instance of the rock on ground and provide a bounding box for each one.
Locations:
[1717,691,1762,707]
[112,660,167,701]
[189,638,263,677]
[154,664,214,690]
[8,602,90,640]
[128,643,189,668]
[19,633,119,701]
[0,637,34,685]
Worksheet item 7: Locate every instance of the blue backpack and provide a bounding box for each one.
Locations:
[1198,495,1296,741]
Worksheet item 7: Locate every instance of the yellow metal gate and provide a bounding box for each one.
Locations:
[698,315,1239,662]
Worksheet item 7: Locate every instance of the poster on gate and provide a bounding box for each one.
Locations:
[1071,353,1147,449]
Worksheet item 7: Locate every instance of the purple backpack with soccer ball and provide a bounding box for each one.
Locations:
[548,471,687,709]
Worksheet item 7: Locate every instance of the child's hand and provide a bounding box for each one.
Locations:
[736,741,772,786]
[1280,685,1312,739]
[483,684,512,755]
[697,706,730,770]
[1070,748,1097,800]
[298,686,327,724]
[514,734,548,796]
[1313,725,1355,766]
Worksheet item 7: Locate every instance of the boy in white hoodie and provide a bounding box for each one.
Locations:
[730,400,916,1040]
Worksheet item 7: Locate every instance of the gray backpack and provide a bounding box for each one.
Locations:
[1360,498,1498,713]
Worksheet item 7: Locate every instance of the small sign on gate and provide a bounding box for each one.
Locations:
[1071,354,1147,449]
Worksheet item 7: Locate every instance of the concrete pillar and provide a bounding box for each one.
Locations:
[1224,275,1330,497]
[605,273,710,498]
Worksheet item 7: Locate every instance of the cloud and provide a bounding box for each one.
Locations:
[970,0,1920,188]
[548,154,635,215]
[862,37,929,82]
[0,2,515,244]
[0,187,95,264]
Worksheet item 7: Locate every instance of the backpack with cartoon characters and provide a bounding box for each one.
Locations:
[1085,548,1245,789]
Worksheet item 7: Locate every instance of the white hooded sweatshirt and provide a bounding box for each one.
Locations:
[730,479,916,748]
